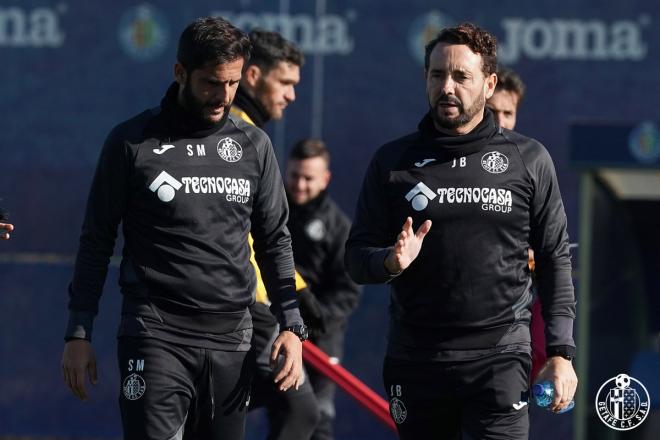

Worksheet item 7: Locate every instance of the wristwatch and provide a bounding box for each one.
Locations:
[547,346,575,362]
[282,324,309,342]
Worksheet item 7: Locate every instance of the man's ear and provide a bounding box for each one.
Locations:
[485,72,497,100]
[174,63,187,86]
[322,169,332,189]
[243,64,262,89]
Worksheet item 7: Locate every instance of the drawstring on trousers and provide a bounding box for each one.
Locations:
[207,352,215,420]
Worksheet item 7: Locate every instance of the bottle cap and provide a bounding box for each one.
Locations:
[532,383,546,396]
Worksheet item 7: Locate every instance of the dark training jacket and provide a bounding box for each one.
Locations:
[66,83,302,346]
[288,191,360,323]
[346,110,576,359]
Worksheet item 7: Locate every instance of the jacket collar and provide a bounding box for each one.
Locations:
[146,82,230,139]
[231,85,270,128]
[417,108,499,156]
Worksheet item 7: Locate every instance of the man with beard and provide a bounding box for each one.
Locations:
[228,29,322,440]
[61,17,305,440]
[231,29,301,127]
[284,139,361,440]
[486,67,525,131]
[345,22,577,439]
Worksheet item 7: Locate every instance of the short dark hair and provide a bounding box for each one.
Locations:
[246,29,304,73]
[495,67,526,103]
[289,138,330,165]
[424,22,498,76]
[177,17,251,72]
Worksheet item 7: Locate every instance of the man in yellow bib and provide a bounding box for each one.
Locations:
[233,29,322,440]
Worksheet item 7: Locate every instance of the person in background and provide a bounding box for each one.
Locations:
[486,67,525,130]
[486,68,550,383]
[231,29,321,440]
[284,138,361,440]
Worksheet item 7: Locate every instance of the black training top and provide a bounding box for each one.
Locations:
[288,191,361,323]
[65,83,302,350]
[345,109,576,361]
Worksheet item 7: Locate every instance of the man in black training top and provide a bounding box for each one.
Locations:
[61,17,304,440]
[230,29,322,440]
[284,139,361,440]
[345,22,577,439]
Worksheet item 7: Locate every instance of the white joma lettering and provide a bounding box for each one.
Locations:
[499,16,649,64]
[213,11,355,55]
[0,5,66,47]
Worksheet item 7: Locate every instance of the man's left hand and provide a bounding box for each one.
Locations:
[270,330,303,392]
[535,356,578,412]
[0,222,13,240]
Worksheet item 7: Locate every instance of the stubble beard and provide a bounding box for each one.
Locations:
[430,89,486,131]
[181,78,230,125]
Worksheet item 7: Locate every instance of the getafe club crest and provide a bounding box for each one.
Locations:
[217,137,243,163]
[595,373,650,431]
[628,122,660,164]
[304,219,326,242]
[390,397,407,424]
[481,151,509,174]
[118,4,169,61]
[123,373,146,401]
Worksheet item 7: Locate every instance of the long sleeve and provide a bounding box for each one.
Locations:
[527,146,576,352]
[250,138,302,328]
[65,128,131,340]
[345,154,399,285]
[318,215,361,320]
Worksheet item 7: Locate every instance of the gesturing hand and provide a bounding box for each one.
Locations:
[384,217,432,274]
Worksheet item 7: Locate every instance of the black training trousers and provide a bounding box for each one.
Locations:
[118,337,254,440]
[383,352,531,440]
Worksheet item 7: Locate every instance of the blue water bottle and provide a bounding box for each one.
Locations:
[532,380,575,413]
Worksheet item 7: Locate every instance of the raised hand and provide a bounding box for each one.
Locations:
[384,217,432,274]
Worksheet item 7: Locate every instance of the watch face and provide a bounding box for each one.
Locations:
[295,325,308,341]
[285,325,308,341]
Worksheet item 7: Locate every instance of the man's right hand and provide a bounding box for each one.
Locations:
[384,217,432,274]
[61,339,97,401]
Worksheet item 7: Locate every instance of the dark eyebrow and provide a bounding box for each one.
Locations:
[205,77,241,84]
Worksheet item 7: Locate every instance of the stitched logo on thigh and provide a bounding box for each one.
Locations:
[123,373,146,400]
[390,397,407,424]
